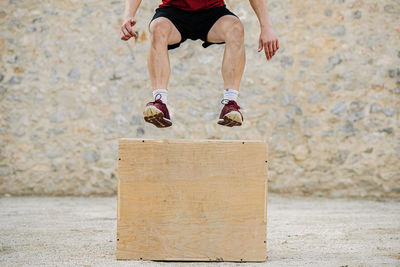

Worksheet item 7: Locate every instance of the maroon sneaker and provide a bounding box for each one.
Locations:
[143,94,172,128]
[217,99,243,127]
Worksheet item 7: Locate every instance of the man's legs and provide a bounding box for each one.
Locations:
[144,17,181,128]
[206,15,245,92]
[148,17,181,91]
[207,15,245,127]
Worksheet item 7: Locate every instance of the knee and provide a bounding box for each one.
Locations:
[149,19,171,45]
[225,20,244,45]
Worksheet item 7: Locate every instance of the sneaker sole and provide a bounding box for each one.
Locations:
[143,105,172,128]
[218,111,243,127]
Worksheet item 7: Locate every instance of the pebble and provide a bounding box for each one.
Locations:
[322,130,334,137]
[299,60,311,67]
[329,84,341,91]
[8,76,22,85]
[46,126,67,136]
[330,25,346,36]
[382,107,395,117]
[130,115,143,126]
[330,150,350,165]
[370,103,382,114]
[13,127,25,137]
[83,150,100,163]
[379,128,393,134]
[308,91,325,104]
[280,56,294,69]
[280,93,296,106]
[68,68,80,82]
[388,69,397,78]
[293,145,308,161]
[347,110,365,122]
[384,5,394,12]
[0,166,11,176]
[340,123,355,135]
[331,101,347,116]
[47,151,63,159]
[324,8,332,16]
[121,103,132,114]
[49,70,59,84]
[353,10,362,19]
[326,55,342,72]
[48,111,65,123]
[136,127,145,136]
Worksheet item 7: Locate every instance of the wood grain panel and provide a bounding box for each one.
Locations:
[117,139,268,262]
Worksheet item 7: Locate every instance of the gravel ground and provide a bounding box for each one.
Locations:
[0,195,399,267]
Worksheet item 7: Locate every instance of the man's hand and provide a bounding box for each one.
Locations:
[120,17,138,41]
[258,27,279,60]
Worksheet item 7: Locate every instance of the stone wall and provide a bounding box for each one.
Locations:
[0,0,399,198]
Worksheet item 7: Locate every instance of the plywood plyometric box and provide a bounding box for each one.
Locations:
[117,139,268,262]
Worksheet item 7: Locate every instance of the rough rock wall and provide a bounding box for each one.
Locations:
[0,0,399,198]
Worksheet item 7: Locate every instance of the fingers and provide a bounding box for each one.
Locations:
[264,42,270,60]
[262,39,280,60]
[120,18,138,41]
[258,38,263,52]
[124,23,136,38]
[120,31,128,41]
[273,40,279,56]
[263,41,272,60]
[130,20,138,38]
[125,20,139,38]
[268,42,273,59]
[121,26,131,41]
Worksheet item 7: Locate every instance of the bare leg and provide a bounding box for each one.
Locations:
[148,17,181,90]
[206,15,245,91]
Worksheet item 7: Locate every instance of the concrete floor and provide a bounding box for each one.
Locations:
[0,195,399,266]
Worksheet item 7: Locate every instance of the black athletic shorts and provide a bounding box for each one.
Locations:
[149,5,238,50]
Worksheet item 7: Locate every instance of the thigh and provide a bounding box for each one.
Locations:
[206,15,242,43]
[149,17,182,45]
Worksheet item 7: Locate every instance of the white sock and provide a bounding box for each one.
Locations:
[152,89,168,104]
[223,89,239,102]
